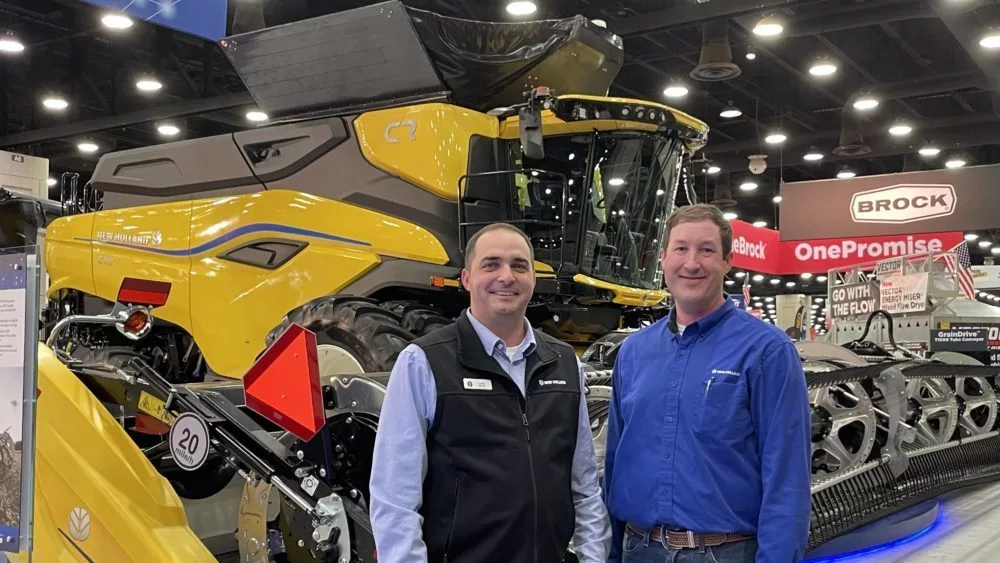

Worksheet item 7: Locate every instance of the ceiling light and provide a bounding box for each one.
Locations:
[723,211,738,220]
[753,15,784,37]
[753,220,767,228]
[42,96,69,110]
[720,104,742,118]
[46,178,56,187]
[765,132,787,144]
[608,178,625,186]
[801,272,813,279]
[980,30,1000,49]
[773,195,783,204]
[919,146,940,156]
[770,278,781,285]
[765,297,774,302]
[965,233,979,241]
[992,247,1000,256]
[837,170,856,179]
[101,13,134,29]
[746,52,757,60]
[246,110,269,122]
[505,1,537,16]
[77,141,99,153]
[663,84,689,98]
[853,97,879,111]
[707,165,721,175]
[740,181,758,191]
[136,78,162,92]
[725,280,735,286]
[946,158,966,168]
[817,275,827,282]
[803,149,823,161]
[786,281,796,287]
[753,274,765,282]
[0,33,24,54]
[889,123,912,136]
[158,124,180,136]
[735,272,746,278]
[979,240,991,248]
[809,59,837,76]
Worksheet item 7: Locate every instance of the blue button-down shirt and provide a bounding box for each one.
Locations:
[603,297,811,563]
[369,311,612,562]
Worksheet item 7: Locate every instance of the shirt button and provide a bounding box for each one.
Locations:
[680,350,687,356]
[672,382,678,388]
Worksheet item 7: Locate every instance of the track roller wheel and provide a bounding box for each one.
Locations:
[268,295,414,374]
[379,300,452,337]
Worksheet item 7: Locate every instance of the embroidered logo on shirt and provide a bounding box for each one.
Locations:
[463,378,493,391]
[711,369,740,377]
[539,379,567,386]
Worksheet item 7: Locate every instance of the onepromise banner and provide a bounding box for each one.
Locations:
[778,163,1000,241]
[728,220,965,275]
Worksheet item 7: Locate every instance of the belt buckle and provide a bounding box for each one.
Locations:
[686,531,696,548]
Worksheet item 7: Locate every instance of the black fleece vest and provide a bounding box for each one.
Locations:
[413,312,582,563]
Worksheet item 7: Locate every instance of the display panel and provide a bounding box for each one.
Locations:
[80,0,227,41]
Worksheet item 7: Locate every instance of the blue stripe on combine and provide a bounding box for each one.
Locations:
[75,222,371,256]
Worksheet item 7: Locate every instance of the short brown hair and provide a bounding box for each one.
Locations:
[663,204,733,259]
[464,223,535,269]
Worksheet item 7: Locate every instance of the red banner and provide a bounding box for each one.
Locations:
[729,220,966,275]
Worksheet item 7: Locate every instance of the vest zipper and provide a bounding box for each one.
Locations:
[514,391,540,563]
[443,475,461,562]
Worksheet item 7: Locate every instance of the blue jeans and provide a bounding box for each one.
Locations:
[621,525,758,563]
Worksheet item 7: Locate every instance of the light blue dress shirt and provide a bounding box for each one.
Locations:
[369,311,612,562]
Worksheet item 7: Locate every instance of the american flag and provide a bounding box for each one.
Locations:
[940,242,975,299]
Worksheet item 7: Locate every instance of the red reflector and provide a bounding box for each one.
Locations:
[243,324,324,443]
[118,278,171,307]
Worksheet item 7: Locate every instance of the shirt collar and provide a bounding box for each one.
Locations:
[667,294,737,338]
[465,309,536,358]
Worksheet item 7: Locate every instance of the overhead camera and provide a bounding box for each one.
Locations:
[748,154,767,175]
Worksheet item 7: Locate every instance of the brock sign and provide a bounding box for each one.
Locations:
[777,163,1000,240]
[851,184,956,224]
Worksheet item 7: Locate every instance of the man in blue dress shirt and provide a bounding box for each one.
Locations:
[369,222,611,563]
[603,204,812,563]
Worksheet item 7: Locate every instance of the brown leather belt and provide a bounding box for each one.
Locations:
[627,522,752,549]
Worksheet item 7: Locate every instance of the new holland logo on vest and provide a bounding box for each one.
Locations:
[850,184,957,224]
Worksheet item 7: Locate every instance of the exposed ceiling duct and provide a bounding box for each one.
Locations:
[690,20,742,82]
[711,172,737,213]
[833,109,871,157]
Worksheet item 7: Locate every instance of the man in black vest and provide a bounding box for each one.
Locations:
[369,222,611,563]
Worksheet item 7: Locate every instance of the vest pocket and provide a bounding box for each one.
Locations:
[443,475,462,561]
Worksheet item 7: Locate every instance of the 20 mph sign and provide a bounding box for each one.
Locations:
[169,412,210,471]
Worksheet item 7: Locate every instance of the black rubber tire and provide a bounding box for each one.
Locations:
[267,295,415,372]
[379,300,453,338]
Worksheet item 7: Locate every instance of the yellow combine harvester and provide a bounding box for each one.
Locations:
[21,2,709,561]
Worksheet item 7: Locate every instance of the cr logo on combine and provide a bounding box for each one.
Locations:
[384,119,417,143]
[850,184,956,224]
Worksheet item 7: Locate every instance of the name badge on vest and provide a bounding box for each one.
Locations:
[463,378,493,391]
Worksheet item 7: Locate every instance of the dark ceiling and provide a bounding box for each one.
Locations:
[0,0,999,313]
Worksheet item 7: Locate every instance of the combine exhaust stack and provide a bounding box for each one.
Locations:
[219,0,626,119]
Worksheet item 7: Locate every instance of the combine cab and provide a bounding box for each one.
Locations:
[42,1,706,384]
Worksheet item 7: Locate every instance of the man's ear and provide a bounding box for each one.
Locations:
[460,268,471,291]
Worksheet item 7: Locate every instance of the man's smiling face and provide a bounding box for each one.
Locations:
[660,219,732,314]
[462,228,535,321]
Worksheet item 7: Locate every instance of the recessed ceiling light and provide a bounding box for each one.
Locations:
[591,19,607,28]
[505,1,537,16]
[965,233,979,241]
[707,165,721,175]
[919,146,940,156]
[246,110,269,122]
[101,13,133,30]
[773,195,783,204]
[663,84,689,98]
[946,158,966,168]
[980,31,1000,49]
[837,170,856,179]
[992,247,1000,256]
[0,35,24,54]
[770,278,781,285]
[42,96,69,110]
[853,97,879,111]
[158,124,180,136]
[723,211,738,220]
[803,150,823,161]
[753,15,783,36]
[809,60,837,76]
[740,181,758,191]
[136,78,162,92]
[725,280,735,286]
[753,220,767,228]
[786,281,796,287]
[78,141,99,153]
